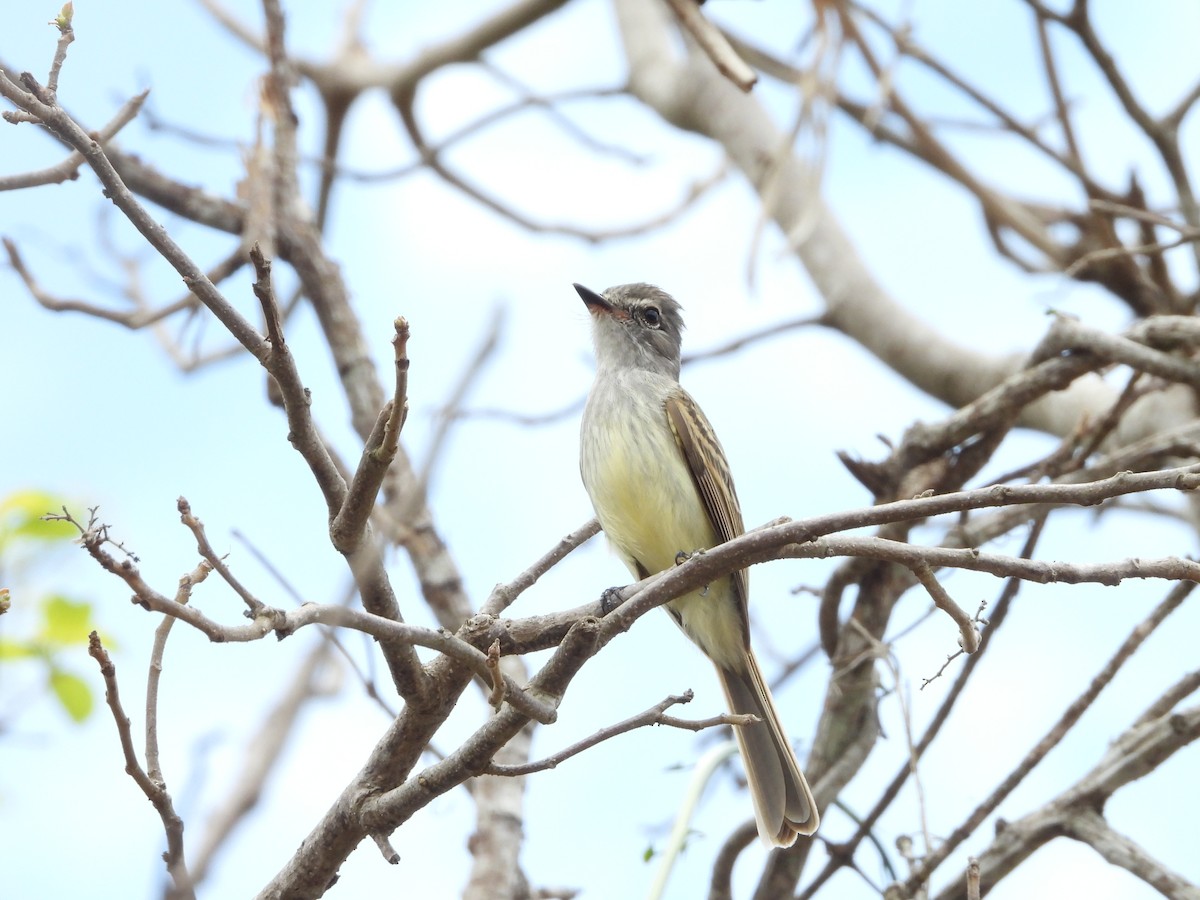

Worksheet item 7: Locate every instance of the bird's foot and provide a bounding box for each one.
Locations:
[675,548,710,595]
[600,586,625,615]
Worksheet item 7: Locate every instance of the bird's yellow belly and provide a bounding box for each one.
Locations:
[581,393,746,671]
[583,407,715,576]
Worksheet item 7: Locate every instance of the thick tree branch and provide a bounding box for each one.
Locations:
[247,246,428,702]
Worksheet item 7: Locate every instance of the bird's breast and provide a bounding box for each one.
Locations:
[580,374,716,578]
[580,372,747,671]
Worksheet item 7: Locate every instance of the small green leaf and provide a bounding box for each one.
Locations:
[39,595,95,646]
[0,491,76,544]
[51,2,74,31]
[49,669,93,723]
[0,637,41,660]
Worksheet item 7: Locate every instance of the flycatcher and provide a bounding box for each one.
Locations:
[575,282,818,847]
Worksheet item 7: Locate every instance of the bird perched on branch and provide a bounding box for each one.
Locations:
[575,281,818,847]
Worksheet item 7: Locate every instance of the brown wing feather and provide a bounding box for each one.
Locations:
[664,389,751,638]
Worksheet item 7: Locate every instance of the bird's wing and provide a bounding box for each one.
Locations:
[664,388,751,630]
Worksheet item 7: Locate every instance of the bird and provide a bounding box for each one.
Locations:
[574,281,818,847]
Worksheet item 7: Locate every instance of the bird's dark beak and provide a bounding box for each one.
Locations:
[574,283,612,316]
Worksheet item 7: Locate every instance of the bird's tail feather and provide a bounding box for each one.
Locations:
[716,651,819,847]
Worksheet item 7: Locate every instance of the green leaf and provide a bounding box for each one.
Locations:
[38,595,95,647]
[49,669,93,723]
[0,491,76,545]
[0,637,41,660]
[52,2,75,31]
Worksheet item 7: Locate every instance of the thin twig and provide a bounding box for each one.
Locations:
[53,505,555,723]
[482,519,601,615]
[966,856,981,900]
[649,740,741,900]
[45,2,75,98]
[910,561,980,653]
[485,691,736,776]
[0,89,146,190]
[231,528,398,718]
[177,497,264,615]
[330,317,411,552]
[1063,233,1199,279]
[662,0,757,92]
[146,559,213,784]
[891,579,1196,896]
[681,314,823,364]
[88,632,194,899]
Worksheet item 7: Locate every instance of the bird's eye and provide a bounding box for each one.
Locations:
[642,306,662,328]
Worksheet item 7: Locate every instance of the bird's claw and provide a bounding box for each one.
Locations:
[600,586,625,615]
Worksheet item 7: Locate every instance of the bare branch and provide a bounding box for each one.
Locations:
[965,857,981,900]
[484,639,506,709]
[910,561,979,653]
[88,632,194,899]
[330,317,411,553]
[146,558,213,785]
[663,0,757,92]
[484,691,736,776]
[478,64,645,163]
[359,616,599,822]
[1032,6,1082,167]
[394,88,726,242]
[232,529,400,718]
[177,497,264,615]
[930,701,1200,900]
[681,313,823,365]
[1063,233,1200,280]
[1088,199,1200,235]
[1061,809,1200,898]
[1063,3,1199,236]
[1034,313,1200,391]
[891,579,1196,897]
[1,233,229,336]
[483,518,601,616]
[370,831,401,866]
[798,516,1048,900]
[0,88,145,190]
[1133,667,1200,729]
[0,70,269,354]
[244,242,429,702]
[45,2,75,98]
[48,508,555,720]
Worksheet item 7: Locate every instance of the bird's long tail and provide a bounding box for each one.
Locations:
[716,651,819,847]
